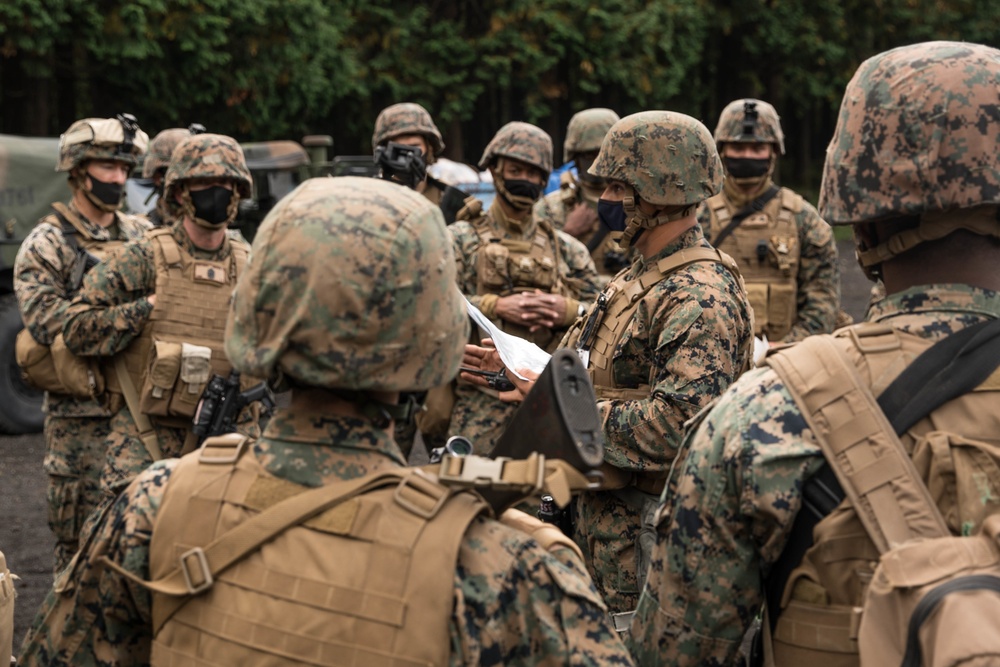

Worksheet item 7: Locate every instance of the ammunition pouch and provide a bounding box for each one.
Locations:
[139,340,213,418]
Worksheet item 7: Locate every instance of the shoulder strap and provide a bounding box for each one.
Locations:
[765,319,1000,630]
[768,335,949,554]
[51,202,92,241]
[711,185,780,247]
[114,356,163,461]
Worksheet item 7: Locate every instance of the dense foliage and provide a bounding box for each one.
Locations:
[2,0,998,190]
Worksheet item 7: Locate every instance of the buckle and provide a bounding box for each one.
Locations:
[848,323,900,353]
[438,455,506,488]
[179,547,214,595]
[198,434,249,464]
[393,469,449,519]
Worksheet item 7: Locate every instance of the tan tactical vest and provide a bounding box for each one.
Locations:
[473,212,570,348]
[766,322,1000,666]
[705,188,801,340]
[105,228,248,425]
[568,246,747,400]
[145,435,489,666]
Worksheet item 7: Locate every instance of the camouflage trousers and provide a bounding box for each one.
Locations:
[447,383,517,455]
[43,414,112,575]
[574,487,659,615]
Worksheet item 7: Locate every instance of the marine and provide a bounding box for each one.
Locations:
[533,108,626,281]
[61,133,259,503]
[448,121,601,453]
[18,176,634,667]
[462,111,754,620]
[13,114,150,574]
[698,98,841,342]
[629,41,1000,666]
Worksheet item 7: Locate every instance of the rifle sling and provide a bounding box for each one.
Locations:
[765,317,1000,631]
[114,356,163,462]
[710,185,780,247]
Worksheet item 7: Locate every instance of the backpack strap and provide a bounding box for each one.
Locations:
[767,335,949,553]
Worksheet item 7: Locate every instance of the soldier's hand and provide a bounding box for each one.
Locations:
[495,294,546,325]
[460,340,536,402]
[147,294,157,308]
[521,290,567,331]
[562,202,598,239]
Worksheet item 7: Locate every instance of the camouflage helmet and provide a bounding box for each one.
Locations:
[820,41,1000,227]
[478,122,553,178]
[163,133,252,202]
[590,111,723,207]
[713,99,785,155]
[142,128,191,179]
[372,103,445,157]
[226,177,468,392]
[56,115,149,172]
[563,108,620,163]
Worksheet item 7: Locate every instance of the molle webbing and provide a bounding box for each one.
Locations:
[587,247,737,391]
[707,189,801,339]
[767,335,949,553]
[145,435,488,667]
[107,228,246,404]
[472,214,566,297]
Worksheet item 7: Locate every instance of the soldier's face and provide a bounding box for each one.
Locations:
[722,143,772,160]
[601,179,630,203]
[390,134,430,159]
[499,158,545,186]
[86,160,130,185]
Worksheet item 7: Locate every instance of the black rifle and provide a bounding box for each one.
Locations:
[192,371,275,443]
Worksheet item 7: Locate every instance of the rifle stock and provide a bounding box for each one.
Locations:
[493,348,604,473]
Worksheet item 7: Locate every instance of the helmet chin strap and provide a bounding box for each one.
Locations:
[615,187,693,250]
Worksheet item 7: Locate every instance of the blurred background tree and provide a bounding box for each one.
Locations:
[1,0,998,193]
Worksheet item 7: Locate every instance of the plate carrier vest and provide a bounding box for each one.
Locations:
[145,435,490,666]
[105,227,249,426]
[704,188,802,340]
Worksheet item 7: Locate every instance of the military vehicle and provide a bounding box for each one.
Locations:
[0,133,338,434]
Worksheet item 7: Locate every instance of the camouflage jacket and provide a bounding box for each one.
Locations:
[62,222,247,357]
[13,201,150,417]
[19,405,635,667]
[628,283,1000,665]
[563,225,753,474]
[697,182,840,342]
[450,199,601,341]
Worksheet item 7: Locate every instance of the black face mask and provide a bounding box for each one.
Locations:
[724,157,770,179]
[597,198,627,232]
[88,174,124,206]
[190,186,233,226]
[503,179,543,202]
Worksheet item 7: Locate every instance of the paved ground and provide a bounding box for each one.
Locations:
[0,239,872,652]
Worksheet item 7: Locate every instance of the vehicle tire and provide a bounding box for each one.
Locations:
[0,294,44,434]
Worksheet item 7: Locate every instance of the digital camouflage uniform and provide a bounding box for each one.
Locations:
[62,134,256,500]
[534,108,623,282]
[630,41,1000,666]
[697,99,840,342]
[13,116,150,574]
[449,122,601,454]
[561,111,753,618]
[19,176,634,667]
